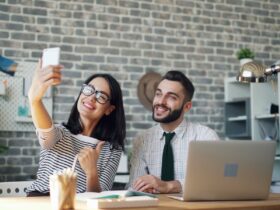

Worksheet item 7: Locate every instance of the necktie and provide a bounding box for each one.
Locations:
[161,132,175,181]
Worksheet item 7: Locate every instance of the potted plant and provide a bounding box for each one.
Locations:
[236,48,255,66]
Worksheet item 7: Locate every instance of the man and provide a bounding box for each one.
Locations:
[128,70,219,194]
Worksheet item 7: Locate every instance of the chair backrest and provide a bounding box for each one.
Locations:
[0,181,34,197]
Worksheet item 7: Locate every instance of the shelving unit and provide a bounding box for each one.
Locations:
[225,98,250,139]
[224,75,280,182]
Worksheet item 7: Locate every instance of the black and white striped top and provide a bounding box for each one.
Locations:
[27,124,122,193]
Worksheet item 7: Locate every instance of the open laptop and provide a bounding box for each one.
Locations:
[169,140,276,201]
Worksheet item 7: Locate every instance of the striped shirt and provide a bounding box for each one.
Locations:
[27,124,121,193]
[127,119,219,191]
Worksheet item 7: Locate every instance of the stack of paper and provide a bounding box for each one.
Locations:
[76,190,159,208]
[87,195,158,208]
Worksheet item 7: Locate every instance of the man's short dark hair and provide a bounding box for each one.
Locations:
[162,70,195,101]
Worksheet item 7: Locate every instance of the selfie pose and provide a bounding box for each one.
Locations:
[26,59,126,196]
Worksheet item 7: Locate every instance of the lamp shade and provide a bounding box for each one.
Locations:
[236,61,267,83]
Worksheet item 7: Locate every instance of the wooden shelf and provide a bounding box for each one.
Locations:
[228,116,247,121]
[255,114,279,120]
[275,156,280,161]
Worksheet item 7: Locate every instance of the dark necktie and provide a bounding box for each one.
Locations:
[161,132,175,181]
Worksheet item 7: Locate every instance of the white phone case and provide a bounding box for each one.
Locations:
[42,47,60,68]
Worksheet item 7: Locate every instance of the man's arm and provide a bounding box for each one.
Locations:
[132,175,182,194]
[127,134,146,189]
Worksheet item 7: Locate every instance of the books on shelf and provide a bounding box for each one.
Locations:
[76,190,159,208]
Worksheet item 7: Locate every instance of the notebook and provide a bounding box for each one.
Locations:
[76,190,158,208]
[169,140,276,201]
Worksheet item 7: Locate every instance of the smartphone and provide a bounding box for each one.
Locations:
[42,47,60,68]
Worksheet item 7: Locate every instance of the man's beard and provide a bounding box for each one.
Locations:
[152,104,184,123]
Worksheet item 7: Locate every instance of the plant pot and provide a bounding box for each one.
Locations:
[240,58,253,66]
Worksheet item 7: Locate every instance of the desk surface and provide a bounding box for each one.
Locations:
[1,193,280,210]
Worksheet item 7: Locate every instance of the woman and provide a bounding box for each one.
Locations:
[26,60,126,196]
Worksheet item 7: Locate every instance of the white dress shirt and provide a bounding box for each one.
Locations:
[128,119,220,191]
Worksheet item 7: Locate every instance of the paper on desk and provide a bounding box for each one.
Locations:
[87,196,158,209]
[76,190,128,201]
[76,190,156,202]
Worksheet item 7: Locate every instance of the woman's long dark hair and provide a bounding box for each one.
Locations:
[63,74,126,150]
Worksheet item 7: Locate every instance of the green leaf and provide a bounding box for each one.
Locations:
[236,48,255,60]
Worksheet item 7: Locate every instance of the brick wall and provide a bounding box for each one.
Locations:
[0,0,279,181]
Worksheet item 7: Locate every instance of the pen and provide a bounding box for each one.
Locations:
[142,157,150,174]
[145,165,150,174]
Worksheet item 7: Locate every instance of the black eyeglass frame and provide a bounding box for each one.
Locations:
[81,84,111,104]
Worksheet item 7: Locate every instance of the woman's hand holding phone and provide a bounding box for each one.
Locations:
[28,47,63,103]
[42,47,60,68]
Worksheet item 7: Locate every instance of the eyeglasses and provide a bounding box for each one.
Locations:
[81,84,110,104]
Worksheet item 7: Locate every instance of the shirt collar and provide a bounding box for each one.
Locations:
[156,118,187,141]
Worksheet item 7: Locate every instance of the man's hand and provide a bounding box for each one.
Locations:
[132,175,182,194]
[133,175,176,194]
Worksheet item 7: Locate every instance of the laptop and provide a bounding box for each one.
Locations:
[169,140,276,201]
